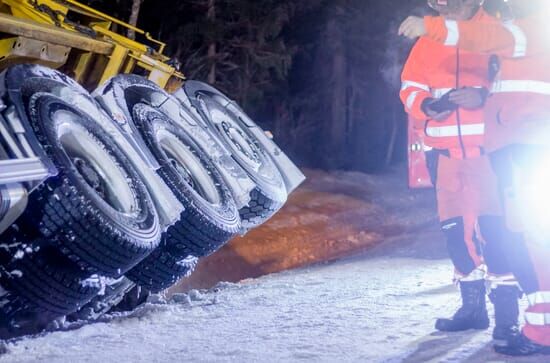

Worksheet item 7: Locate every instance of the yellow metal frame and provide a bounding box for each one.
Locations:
[0,0,184,91]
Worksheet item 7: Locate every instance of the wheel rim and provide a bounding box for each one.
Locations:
[157,130,221,205]
[53,109,138,215]
[205,101,263,172]
[221,121,261,164]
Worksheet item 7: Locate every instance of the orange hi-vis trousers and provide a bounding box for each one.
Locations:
[428,151,508,279]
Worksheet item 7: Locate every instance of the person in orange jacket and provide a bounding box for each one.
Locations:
[400,0,520,341]
[399,0,550,356]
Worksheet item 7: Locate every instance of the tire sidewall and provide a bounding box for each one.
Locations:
[133,104,240,231]
[197,93,287,204]
[29,95,160,243]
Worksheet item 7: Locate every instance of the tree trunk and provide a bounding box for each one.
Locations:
[325,3,348,169]
[127,0,143,40]
[207,0,217,84]
[384,106,398,168]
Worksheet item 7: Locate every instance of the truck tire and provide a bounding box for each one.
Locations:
[96,74,257,221]
[67,277,136,322]
[132,103,241,258]
[20,94,161,276]
[183,81,287,228]
[0,245,102,338]
[125,244,197,293]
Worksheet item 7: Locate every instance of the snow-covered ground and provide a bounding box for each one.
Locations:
[0,227,541,363]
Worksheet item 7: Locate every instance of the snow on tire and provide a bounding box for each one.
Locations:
[67,277,136,322]
[126,104,238,292]
[125,244,197,293]
[0,245,102,339]
[131,104,241,258]
[181,81,287,228]
[19,95,161,276]
[95,75,243,290]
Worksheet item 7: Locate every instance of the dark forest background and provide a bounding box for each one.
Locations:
[84,0,431,172]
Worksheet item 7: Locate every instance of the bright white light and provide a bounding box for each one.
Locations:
[517,157,550,242]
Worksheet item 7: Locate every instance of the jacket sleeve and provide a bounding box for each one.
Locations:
[400,41,432,121]
[423,15,549,58]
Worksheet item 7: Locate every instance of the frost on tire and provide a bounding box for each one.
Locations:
[95,75,244,292]
[127,104,239,292]
[132,104,241,258]
[5,91,161,277]
[67,276,136,322]
[181,81,288,228]
[0,245,102,339]
[1,65,163,277]
[24,96,161,276]
[125,244,197,293]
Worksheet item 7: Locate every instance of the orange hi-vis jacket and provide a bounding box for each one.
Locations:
[400,9,496,159]
[423,11,550,152]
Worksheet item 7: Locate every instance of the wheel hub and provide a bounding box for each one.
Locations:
[53,109,138,215]
[157,130,222,205]
[221,121,261,165]
[74,157,105,197]
[169,158,196,190]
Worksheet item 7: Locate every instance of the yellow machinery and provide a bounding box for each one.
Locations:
[0,0,184,91]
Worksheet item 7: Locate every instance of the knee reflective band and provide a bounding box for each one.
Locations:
[527,292,550,305]
[525,292,550,326]
[525,313,550,326]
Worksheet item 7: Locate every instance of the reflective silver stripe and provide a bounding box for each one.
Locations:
[525,312,550,326]
[486,273,516,282]
[444,20,459,46]
[406,91,420,110]
[487,273,518,289]
[455,266,487,282]
[432,86,484,99]
[426,123,485,137]
[503,22,527,57]
[527,291,550,306]
[432,87,453,98]
[401,80,430,92]
[492,80,550,95]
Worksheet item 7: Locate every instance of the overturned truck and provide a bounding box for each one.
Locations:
[0,0,304,338]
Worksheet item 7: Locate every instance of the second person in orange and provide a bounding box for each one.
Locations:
[400,0,519,340]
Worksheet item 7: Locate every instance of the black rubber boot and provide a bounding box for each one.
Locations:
[494,332,550,356]
[489,285,521,341]
[435,280,490,332]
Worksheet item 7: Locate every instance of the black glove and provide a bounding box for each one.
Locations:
[421,90,458,116]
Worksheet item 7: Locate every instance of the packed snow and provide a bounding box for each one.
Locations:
[0,168,544,362]
[0,228,541,363]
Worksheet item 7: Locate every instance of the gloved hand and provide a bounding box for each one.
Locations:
[398,16,427,39]
[448,87,489,110]
[421,97,453,122]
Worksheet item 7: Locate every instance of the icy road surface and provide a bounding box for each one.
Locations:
[0,229,542,363]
